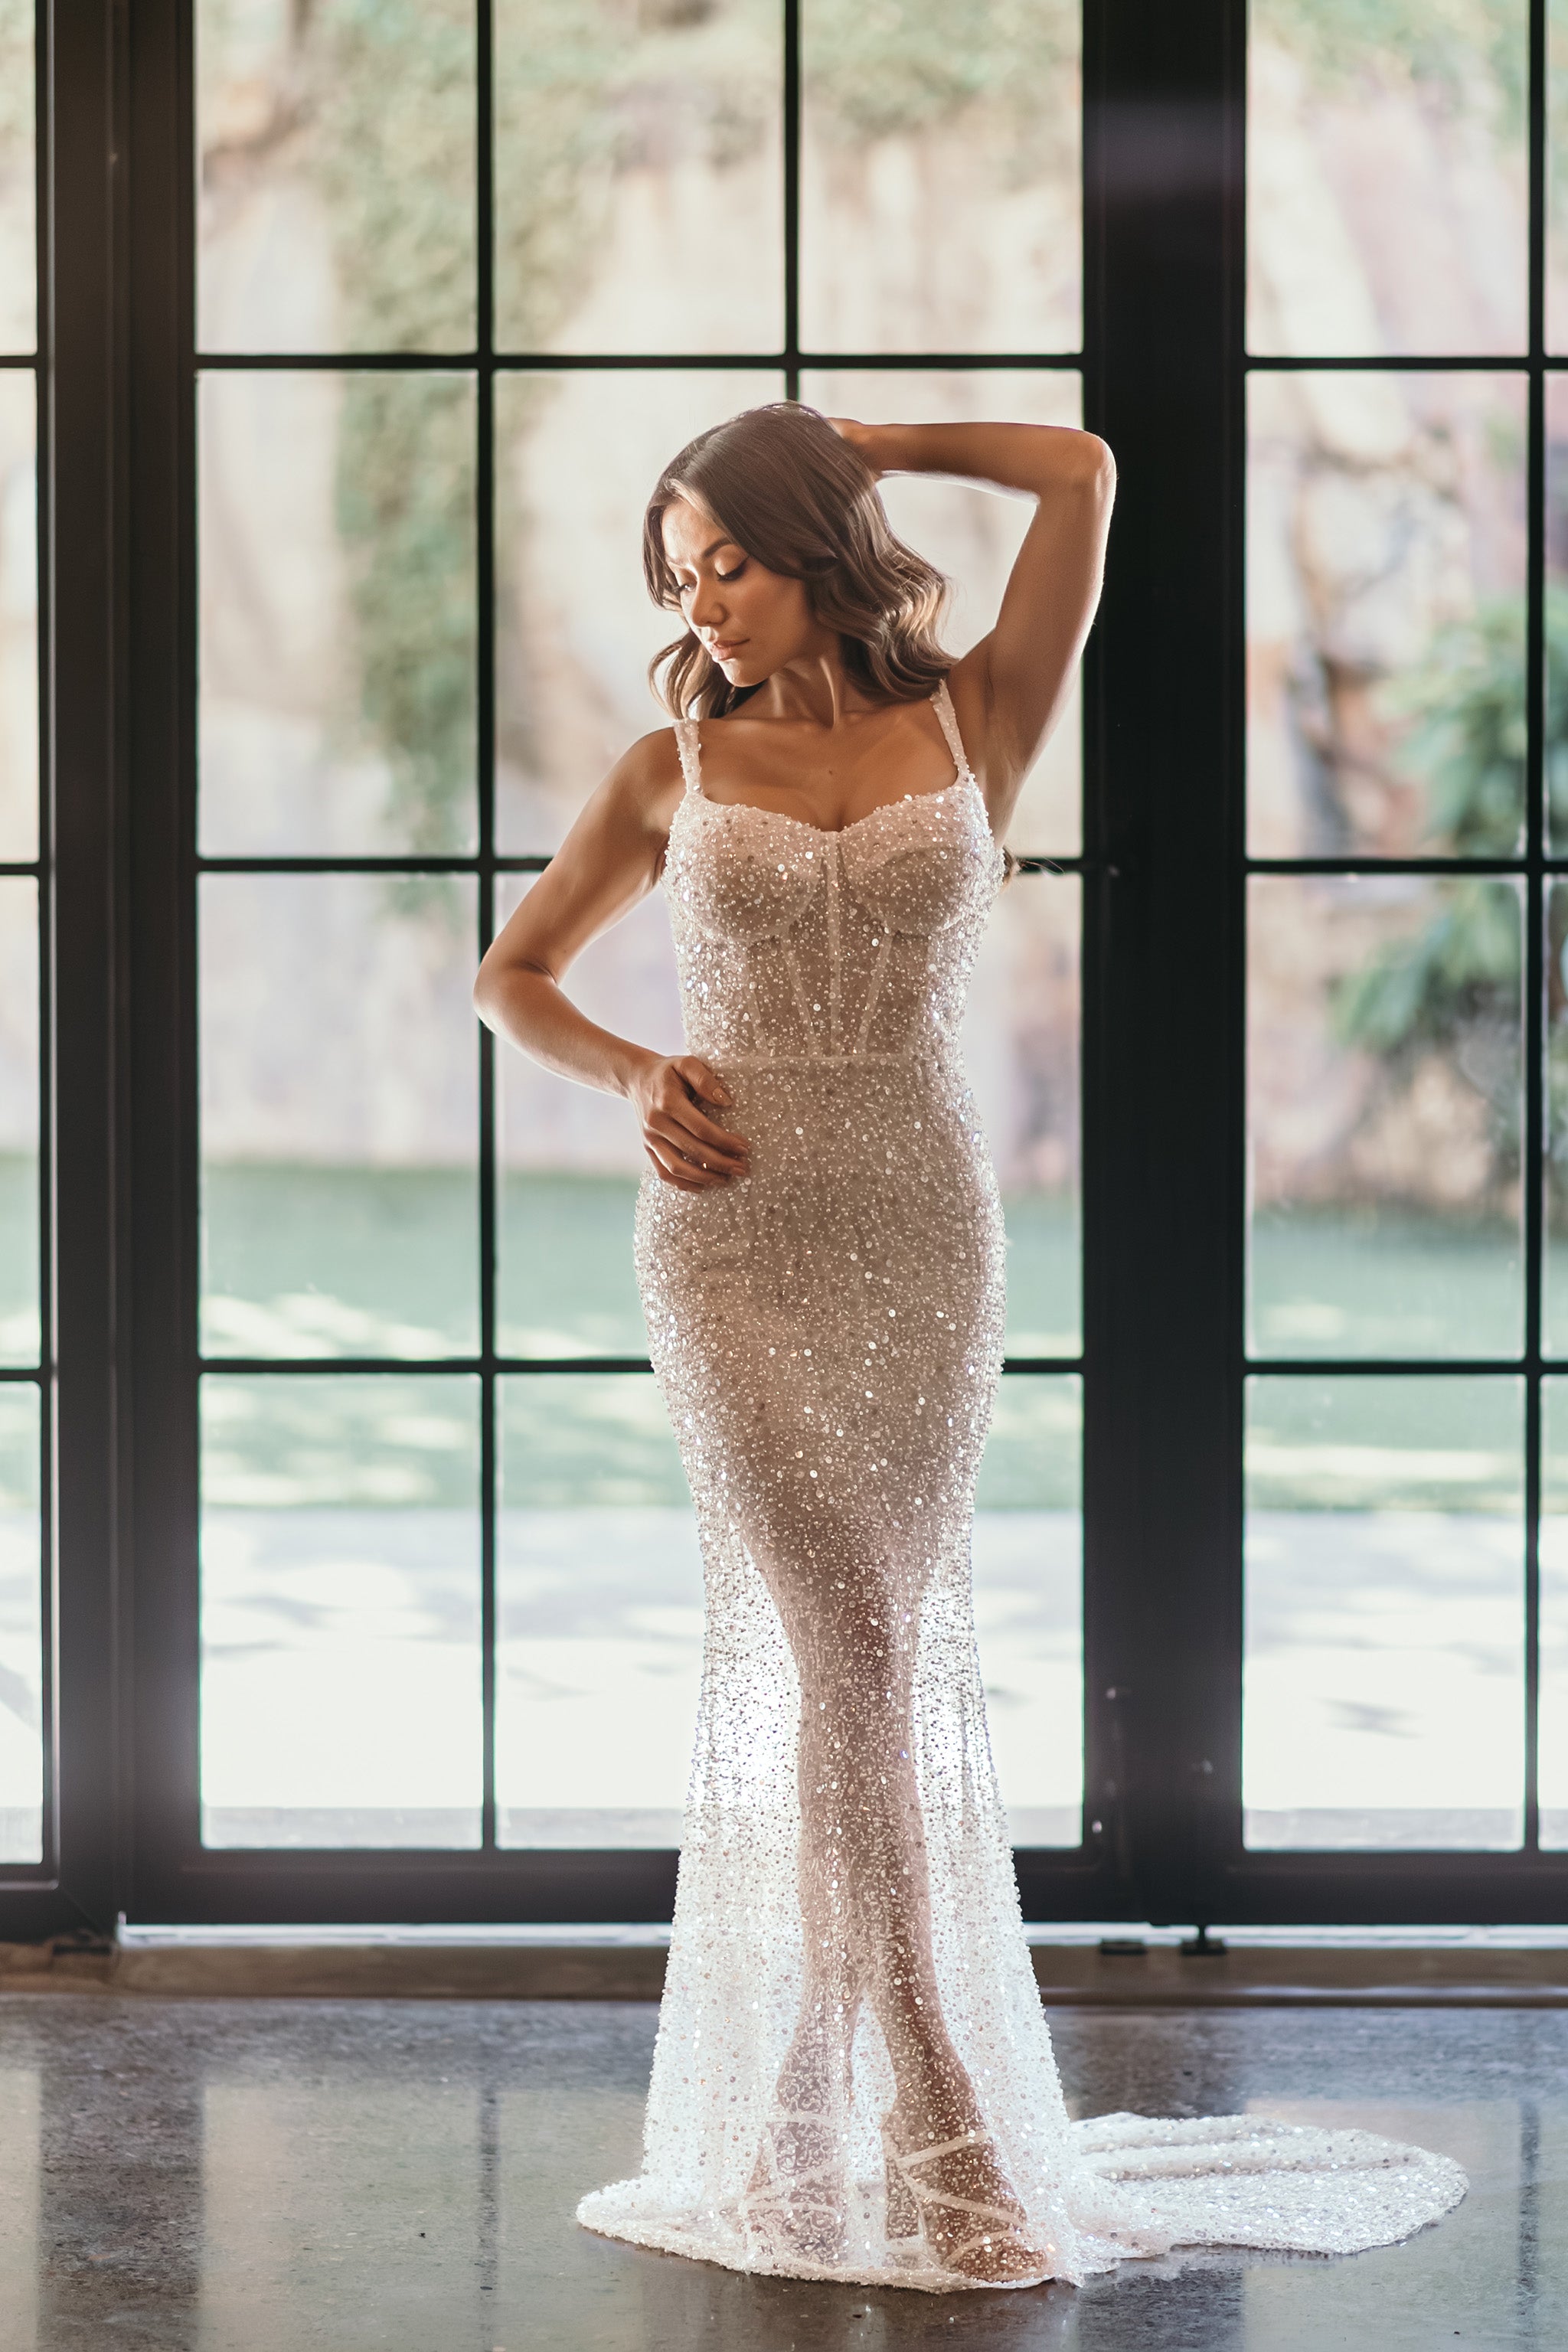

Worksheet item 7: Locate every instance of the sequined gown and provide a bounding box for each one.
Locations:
[577,684,1465,2288]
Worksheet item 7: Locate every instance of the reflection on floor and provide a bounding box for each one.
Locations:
[0,1994,1561,2349]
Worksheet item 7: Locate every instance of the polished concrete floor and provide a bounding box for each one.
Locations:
[0,1994,1563,2350]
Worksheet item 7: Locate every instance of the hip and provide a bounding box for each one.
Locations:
[635,1088,1004,1302]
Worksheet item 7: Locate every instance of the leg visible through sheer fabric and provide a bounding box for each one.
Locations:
[745,1498,1051,2284]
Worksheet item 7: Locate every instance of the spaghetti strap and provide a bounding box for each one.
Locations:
[931,678,972,780]
[672,718,703,796]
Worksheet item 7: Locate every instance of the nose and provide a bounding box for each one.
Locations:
[688,577,727,638]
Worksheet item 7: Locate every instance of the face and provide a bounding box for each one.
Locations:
[661,493,828,689]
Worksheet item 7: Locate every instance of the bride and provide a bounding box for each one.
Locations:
[474,402,1464,2291]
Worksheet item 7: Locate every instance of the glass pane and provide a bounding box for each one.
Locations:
[1250,1,1527,358]
[1549,0,1568,351]
[497,1374,701,1847]
[495,368,782,851]
[200,875,479,1358]
[1244,1374,1524,1850]
[965,871,1080,1357]
[0,877,37,1368]
[1544,377,1568,852]
[0,371,35,861]
[497,879,680,1360]
[975,1374,1082,1847]
[201,1374,482,1847]
[1249,371,1527,858]
[1544,882,1568,1351]
[200,370,476,854]
[801,0,1081,354]
[0,1382,41,1864]
[198,0,475,354]
[799,369,1082,854]
[0,3,34,354]
[1540,1377,1568,1845]
[494,0,782,354]
[1250,875,1521,1361]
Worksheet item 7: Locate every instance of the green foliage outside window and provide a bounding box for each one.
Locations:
[0,2,31,162]
[1331,593,1568,1220]
[1259,0,1525,120]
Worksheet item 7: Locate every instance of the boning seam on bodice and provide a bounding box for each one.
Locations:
[825,835,842,1052]
[853,918,888,1057]
[782,936,817,1044]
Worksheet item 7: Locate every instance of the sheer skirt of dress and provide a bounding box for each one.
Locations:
[576,685,1465,2288]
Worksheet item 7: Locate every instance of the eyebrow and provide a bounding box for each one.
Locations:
[672,535,737,570]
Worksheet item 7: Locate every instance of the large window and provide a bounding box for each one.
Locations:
[178,0,1088,1886]
[15,1,1568,1936]
[1243,1,1557,1862]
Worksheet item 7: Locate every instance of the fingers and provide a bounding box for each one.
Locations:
[645,1145,708,1191]
[671,1102,749,1165]
[640,1056,752,1185]
[646,1109,746,1182]
[662,1061,749,1168]
[675,1055,733,1109]
[644,1137,722,1191]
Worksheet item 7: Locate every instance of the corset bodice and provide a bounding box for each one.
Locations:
[660,684,1004,1068]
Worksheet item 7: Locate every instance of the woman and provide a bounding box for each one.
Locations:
[475,404,1463,2290]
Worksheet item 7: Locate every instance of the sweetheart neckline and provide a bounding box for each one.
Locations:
[685,770,993,846]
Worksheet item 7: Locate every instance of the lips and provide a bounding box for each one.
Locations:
[708,639,746,659]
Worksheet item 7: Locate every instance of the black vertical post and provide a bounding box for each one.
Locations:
[44,0,126,1933]
[476,0,498,1857]
[782,0,800,397]
[1524,0,1546,1858]
[122,0,203,1916]
[1083,0,1245,1926]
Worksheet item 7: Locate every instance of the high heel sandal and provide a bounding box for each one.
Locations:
[881,2124,1053,2285]
[742,2110,848,2265]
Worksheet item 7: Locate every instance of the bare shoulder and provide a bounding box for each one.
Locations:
[593,724,687,835]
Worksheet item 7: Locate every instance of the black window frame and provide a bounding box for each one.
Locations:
[0,0,126,1942]
[9,0,1568,1939]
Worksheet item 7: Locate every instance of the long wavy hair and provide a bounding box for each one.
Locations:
[642,403,952,720]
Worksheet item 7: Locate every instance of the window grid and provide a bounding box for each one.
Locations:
[191,0,1088,1857]
[1242,0,1550,1852]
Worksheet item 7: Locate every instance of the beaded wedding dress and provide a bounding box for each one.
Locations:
[577,683,1465,2288]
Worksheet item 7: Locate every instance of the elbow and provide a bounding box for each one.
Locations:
[1027,429,1115,504]
[472,947,503,1030]
[1076,433,1116,495]
[474,946,555,1034]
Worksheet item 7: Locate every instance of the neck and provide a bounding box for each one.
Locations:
[748,644,876,727]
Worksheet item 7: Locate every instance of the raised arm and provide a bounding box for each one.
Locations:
[833,418,1116,835]
[473,732,749,1191]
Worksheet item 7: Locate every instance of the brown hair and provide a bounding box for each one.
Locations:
[642,402,952,720]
